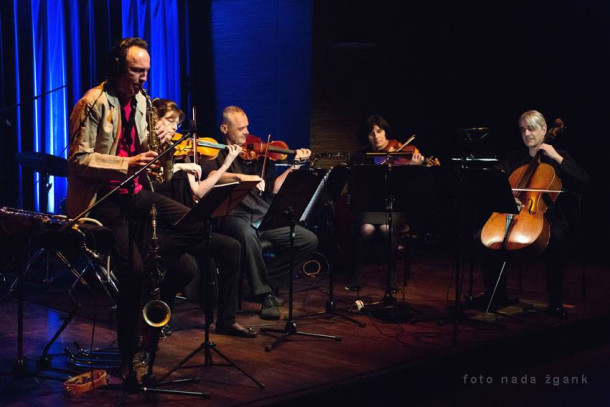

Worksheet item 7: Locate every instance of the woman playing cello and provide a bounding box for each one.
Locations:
[477,110,589,318]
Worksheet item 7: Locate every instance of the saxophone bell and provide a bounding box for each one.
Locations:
[142,298,171,328]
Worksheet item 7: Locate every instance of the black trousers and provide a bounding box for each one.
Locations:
[90,189,206,363]
[218,216,318,297]
[479,219,570,306]
[190,232,241,328]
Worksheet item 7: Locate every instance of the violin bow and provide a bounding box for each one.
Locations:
[394,134,416,152]
[380,134,417,165]
[258,134,272,195]
[192,106,199,181]
[192,106,198,164]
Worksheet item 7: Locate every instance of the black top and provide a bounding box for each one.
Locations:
[200,150,287,226]
[498,149,590,222]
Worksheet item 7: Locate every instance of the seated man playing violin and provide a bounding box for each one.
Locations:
[199,105,318,320]
[346,114,427,292]
[476,110,589,318]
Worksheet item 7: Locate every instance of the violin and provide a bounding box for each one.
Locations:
[371,135,441,166]
[172,133,224,160]
[239,134,295,161]
[172,133,297,163]
[480,119,565,255]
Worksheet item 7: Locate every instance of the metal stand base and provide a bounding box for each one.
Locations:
[261,321,341,352]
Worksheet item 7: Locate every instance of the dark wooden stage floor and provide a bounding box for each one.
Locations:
[1,241,610,406]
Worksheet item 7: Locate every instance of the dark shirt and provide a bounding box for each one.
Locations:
[498,148,590,222]
[200,150,286,226]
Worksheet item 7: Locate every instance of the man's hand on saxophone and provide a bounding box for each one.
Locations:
[128,150,159,174]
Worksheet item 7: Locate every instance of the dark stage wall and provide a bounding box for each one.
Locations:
[310,0,610,262]
[0,0,608,262]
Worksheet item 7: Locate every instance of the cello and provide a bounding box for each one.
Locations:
[480,120,564,256]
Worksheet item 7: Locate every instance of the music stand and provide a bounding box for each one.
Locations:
[162,180,264,389]
[440,168,519,333]
[349,164,440,322]
[259,170,342,351]
[295,165,365,327]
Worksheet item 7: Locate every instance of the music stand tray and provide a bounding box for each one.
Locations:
[455,168,519,215]
[258,170,342,351]
[174,181,260,227]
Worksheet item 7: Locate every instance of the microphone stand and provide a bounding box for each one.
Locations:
[60,132,192,232]
[0,85,68,117]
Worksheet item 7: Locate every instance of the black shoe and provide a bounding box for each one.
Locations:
[159,324,172,339]
[345,285,361,292]
[215,324,257,338]
[260,294,280,320]
[269,294,284,307]
[546,305,568,319]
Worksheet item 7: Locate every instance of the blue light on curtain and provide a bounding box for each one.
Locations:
[211,0,312,149]
[30,0,68,213]
[68,0,82,106]
[122,0,181,102]
[12,0,23,208]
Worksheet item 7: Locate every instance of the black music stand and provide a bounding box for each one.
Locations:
[161,180,264,389]
[295,165,365,327]
[349,164,439,322]
[259,170,342,351]
[440,168,519,333]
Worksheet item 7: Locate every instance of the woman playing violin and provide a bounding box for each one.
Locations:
[346,114,426,292]
[151,98,259,338]
[477,110,590,318]
[153,98,256,200]
[349,115,426,165]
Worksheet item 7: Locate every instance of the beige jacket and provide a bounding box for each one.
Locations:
[66,83,149,218]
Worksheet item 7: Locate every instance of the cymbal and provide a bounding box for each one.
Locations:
[15,151,68,177]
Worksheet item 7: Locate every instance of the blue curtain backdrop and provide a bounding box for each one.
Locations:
[1,0,312,213]
[122,0,181,103]
[2,0,183,213]
[211,0,312,149]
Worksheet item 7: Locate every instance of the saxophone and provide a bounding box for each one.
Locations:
[142,89,173,183]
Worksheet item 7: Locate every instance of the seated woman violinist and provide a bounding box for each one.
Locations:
[150,98,261,339]
[345,114,434,292]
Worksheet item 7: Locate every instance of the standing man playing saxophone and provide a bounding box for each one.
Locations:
[67,37,209,382]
